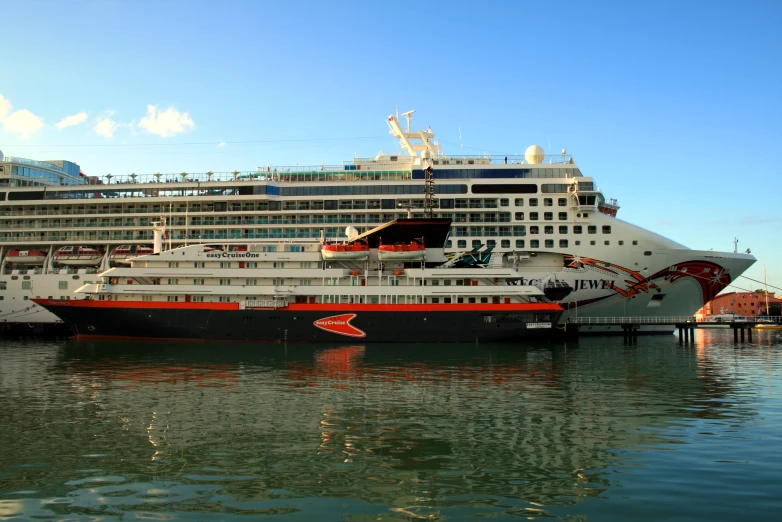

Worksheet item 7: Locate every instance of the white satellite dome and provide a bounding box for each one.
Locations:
[0,150,4,161]
[345,226,359,239]
[524,145,544,164]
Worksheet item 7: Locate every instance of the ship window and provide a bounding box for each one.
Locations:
[558,198,567,206]
[590,241,596,245]
[644,251,652,256]
[444,297,452,303]
[583,212,589,217]
[515,212,524,220]
[431,280,439,286]
[588,226,597,234]
[604,241,610,245]
[544,198,553,206]
[619,240,624,245]
[544,226,554,234]
[23,275,30,280]
[472,240,482,248]
[543,212,553,220]
[458,240,466,248]
[500,198,509,207]
[530,226,539,234]
[487,240,496,248]
[72,275,80,280]
[195,279,205,285]
[602,226,612,234]
[633,240,638,245]
[559,226,568,234]
[457,298,464,303]
[516,239,525,248]
[220,279,231,285]
[545,240,554,248]
[530,212,539,220]
[58,281,68,290]
[445,240,452,248]
[0,282,5,290]
[514,198,524,206]
[529,198,538,206]
[560,239,569,248]
[432,298,439,303]
[530,240,539,248]
[168,262,179,268]
[575,240,581,245]
[167,279,179,284]
[22,281,31,290]
[558,212,568,220]
[468,297,476,303]
[444,280,452,286]
[501,240,510,248]
[574,226,582,234]
[11,276,18,280]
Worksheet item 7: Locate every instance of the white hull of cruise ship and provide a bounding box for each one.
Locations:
[0,113,755,335]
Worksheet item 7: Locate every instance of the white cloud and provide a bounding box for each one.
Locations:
[94,117,118,138]
[2,109,45,138]
[0,94,11,118]
[218,141,226,147]
[138,105,194,137]
[56,111,88,130]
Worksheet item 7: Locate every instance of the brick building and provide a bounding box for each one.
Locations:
[696,291,782,320]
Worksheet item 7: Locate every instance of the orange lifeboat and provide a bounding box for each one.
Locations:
[110,245,154,265]
[377,238,425,261]
[321,240,369,260]
[5,249,47,265]
[54,246,103,266]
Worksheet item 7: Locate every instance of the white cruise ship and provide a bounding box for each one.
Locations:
[0,111,755,335]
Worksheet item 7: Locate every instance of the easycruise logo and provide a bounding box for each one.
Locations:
[313,314,366,338]
[206,252,260,259]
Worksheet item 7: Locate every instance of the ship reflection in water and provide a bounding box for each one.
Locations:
[1,334,780,520]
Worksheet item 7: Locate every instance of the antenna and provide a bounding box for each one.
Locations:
[458,127,463,152]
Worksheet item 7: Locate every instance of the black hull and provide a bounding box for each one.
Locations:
[37,305,561,343]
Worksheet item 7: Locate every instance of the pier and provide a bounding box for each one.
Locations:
[565,316,764,343]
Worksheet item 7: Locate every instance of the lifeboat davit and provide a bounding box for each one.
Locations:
[321,240,369,260]
[110,245,154,264]
[377,239,426,261]
[5,249,47,265]
[54,246,103,266]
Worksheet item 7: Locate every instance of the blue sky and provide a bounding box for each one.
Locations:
[2,0,781,296]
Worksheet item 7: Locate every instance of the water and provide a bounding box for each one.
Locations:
[1,330,781,521]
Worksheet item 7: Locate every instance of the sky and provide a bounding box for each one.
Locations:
[1,0,781,297]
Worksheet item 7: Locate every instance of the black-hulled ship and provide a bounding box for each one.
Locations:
[33,218,562,342]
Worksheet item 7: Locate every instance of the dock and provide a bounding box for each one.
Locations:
[566,316,766,343]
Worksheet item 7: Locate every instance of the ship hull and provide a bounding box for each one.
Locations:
[31,300,562,343]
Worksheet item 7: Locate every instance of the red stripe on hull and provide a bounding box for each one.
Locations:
[33,299,561,313]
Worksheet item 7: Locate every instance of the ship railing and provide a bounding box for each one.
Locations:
[4,157,70,174]
[429,154,574,166]
[568,316,697,325]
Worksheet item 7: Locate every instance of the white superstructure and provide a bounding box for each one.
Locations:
[0,113,756,334]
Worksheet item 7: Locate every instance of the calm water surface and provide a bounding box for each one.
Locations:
[1,330,781,521]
